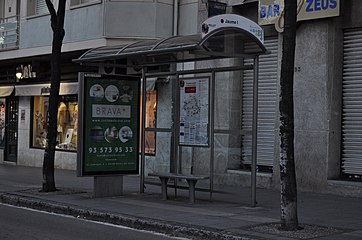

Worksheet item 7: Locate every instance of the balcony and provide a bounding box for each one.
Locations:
[5,1,197,57]
[20,1,175,51]
[0,16,19,51]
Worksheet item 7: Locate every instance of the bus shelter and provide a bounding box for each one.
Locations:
[75,14,268,206]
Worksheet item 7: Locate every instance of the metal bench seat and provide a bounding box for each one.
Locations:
[148,172,209,203]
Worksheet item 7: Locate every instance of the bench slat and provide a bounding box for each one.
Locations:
[149,173,209,181]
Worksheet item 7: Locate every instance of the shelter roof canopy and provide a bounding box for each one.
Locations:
[75,15,267,66]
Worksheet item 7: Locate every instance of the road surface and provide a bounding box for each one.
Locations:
[0,203,190,240]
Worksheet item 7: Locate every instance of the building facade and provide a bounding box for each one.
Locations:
[0,0,198,168]
[197,0,362,197]
[0,0,362,197]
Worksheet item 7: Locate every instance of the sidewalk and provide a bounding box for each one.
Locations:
[1,164,362,240]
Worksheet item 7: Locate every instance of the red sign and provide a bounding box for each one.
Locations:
[185,87,196,93]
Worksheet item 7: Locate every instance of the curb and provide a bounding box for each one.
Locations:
[0,193,256,240]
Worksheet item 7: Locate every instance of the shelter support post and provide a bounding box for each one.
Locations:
[140,67,147,193]
[171,73,179,175]
[251,56,259,207]
[210,71,216,200]
[172,73,180,197]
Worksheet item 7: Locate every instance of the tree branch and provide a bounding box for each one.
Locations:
[57,0,67,40]
[45,0,57,30]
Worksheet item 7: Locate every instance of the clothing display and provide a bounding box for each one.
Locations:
[32,96,78,151]
[57,102,67,126]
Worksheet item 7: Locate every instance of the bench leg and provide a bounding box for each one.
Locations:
[186,179,197,204]
[160,177,169,200]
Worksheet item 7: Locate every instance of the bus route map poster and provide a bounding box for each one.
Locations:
[78,73,140,176]
[179,77,209,147]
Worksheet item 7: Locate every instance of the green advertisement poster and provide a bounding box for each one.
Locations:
[80,74,140,175]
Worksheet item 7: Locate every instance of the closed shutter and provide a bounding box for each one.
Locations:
[342,28,362,176]
[36,0,48,15]
[241,37,278,168]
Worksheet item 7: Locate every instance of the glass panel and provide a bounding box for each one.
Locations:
[214,132,243,170]
[32,95,78,151]
[155,34,200,51]
[70,0,99,6]
[123,39,161,54]
[145,131,155,155]
[33,96,48,148]
[213,70,244,170]
[84,45,126,59]
[145,90,157,155]
[156,77,173,129]
[58,96,78,150]
[78,35,200,62]
[149,132,172,174]
[202,30,265,55]
[214,70,243,130]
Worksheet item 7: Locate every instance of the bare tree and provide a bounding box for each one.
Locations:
[279,0,299,230]
[42,0,67,192]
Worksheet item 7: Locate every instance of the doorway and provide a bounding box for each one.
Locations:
[5,94,18,163]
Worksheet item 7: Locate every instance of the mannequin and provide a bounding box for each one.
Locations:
[73,104,78,131]
[57,102,67,143]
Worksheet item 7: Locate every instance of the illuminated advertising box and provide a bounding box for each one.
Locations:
[78,73,140,176]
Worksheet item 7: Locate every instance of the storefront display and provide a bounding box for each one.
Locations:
[0,99,5,148]
[145,90,156,154]
[32,95,78,151]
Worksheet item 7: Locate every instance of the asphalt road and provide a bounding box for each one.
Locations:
[0,203,189,240]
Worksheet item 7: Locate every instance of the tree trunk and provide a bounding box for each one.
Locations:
[279,0,299,231]
[42,0,66,192]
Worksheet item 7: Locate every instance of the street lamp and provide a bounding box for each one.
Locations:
[16,67,22,80]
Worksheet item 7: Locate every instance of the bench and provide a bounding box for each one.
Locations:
[148,172,209,203]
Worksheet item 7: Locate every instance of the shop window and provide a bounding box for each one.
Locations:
[32,95,78,151]
[36,0,48,15]
[70,0,101,7]
[144,90,157,155]
[27,0,48,16]
[0,98,5,148]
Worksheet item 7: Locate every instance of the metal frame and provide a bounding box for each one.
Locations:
[140,63,259,205]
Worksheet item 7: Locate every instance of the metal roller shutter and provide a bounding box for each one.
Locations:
[241,37,278,169]
[342,28,362,176]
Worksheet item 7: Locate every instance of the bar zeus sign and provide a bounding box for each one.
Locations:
[258,0,339,26]
[78,73,140,176]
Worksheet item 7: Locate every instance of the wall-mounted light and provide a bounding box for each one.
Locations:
[16,67,23,79]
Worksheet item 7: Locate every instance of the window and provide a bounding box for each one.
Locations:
[145,90,156,155]
[27,0,48,16]
[0,1,4,19]
[70,0,100,7]
[36,0,48,15]
[32,95,78,151]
